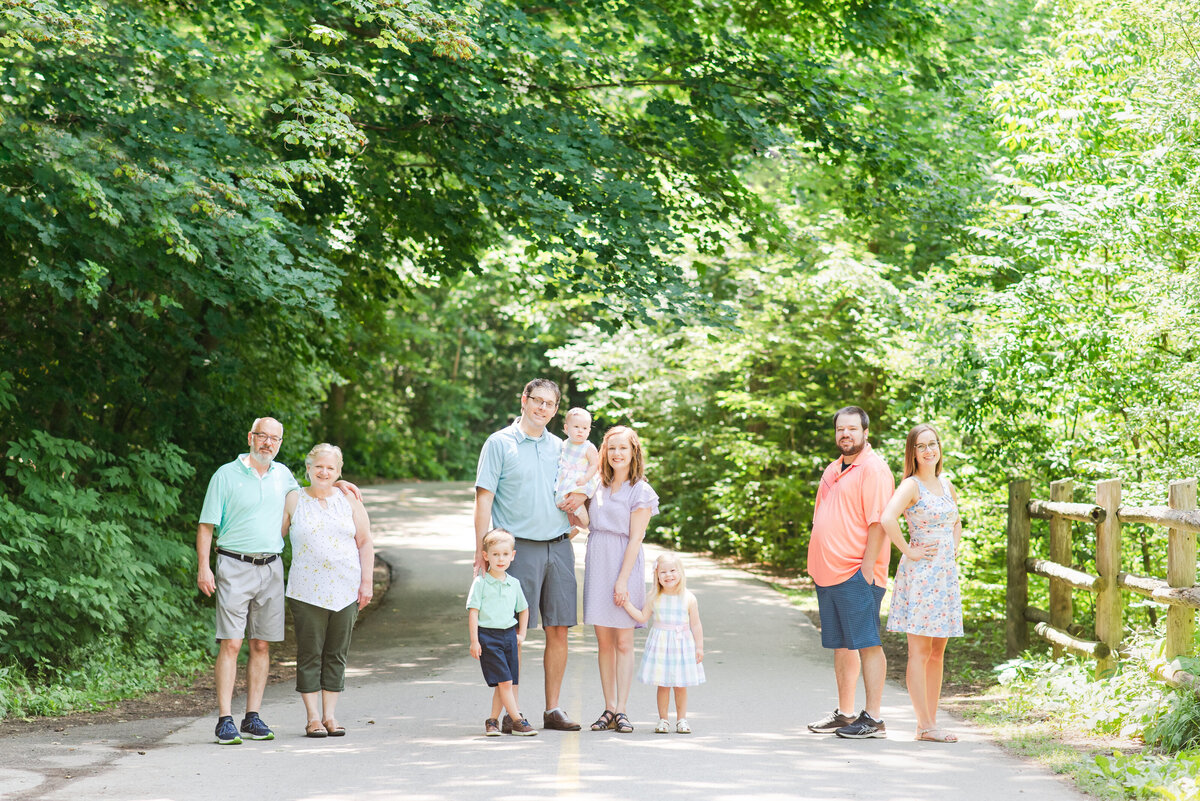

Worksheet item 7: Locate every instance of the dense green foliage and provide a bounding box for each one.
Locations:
[4,8,1200,783]
[1,0,937,679]
[980,651,1200,798]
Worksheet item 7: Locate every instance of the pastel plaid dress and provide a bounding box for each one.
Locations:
[887,476,964,638]
[555,440,600,503]
[637,592,705,687]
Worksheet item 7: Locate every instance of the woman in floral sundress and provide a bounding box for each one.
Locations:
[881,423,963,743]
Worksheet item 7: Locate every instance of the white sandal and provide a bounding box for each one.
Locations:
[676,719,691,734]
[654,719,670,734]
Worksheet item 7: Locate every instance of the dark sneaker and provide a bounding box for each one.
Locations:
[807,709,855,733]
[835,711,887,739]
[509,717,538,736]
[485,718,501,736]
[215,716,242,745]
[240,712,275,741]
[501,713,518,734]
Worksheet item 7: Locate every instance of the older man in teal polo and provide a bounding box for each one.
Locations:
[197,417,298,745]
[474,378,585,732]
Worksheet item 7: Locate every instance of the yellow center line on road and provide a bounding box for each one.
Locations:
[556,592,586,796]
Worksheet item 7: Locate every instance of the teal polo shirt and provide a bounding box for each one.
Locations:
[466,572,529,629]
[198,455,300,554]
[475,421,569,540]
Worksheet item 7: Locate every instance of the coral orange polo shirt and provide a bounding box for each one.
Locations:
[808,443,895,587]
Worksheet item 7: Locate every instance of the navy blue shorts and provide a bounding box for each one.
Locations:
[815,569,887,650]
[478,626,519,687]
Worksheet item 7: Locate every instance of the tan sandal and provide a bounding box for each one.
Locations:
[305,720,328,738]
[323,719,346,737]
[916,727,957,742]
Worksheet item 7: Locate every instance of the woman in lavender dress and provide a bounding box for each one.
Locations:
[582,425,659,734]
[882,423,963,743]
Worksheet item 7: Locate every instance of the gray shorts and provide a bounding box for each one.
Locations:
[509,537,578,629]
[215,553,285,642]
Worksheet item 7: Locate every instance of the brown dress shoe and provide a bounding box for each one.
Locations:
[543,708,581,731]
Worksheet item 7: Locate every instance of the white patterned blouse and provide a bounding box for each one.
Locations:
[285,490,362,611]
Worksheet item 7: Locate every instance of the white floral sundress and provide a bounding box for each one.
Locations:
[887,476,964,638]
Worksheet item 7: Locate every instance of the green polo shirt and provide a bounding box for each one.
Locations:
[466,572,529,629]
[198,455,300,554]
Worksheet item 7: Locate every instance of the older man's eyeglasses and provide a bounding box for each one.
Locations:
[915,441,940,453]
[251,432,282,445]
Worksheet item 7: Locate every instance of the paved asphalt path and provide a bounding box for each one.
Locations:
[1,482,1089,801]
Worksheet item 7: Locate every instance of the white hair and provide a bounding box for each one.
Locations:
[304,443,344,468]
[250,417,284,435]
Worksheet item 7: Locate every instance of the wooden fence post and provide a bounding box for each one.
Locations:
[1095,479,1122,678]
[1048,479,1074,659]
[1006,479,1031,658]
[1166,479,1198,661]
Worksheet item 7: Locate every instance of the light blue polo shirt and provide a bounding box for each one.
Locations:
[466,572,529,629]
[198,455,301,554]
[475,421,570,540]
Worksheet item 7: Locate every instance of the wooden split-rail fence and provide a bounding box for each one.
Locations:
[1006,477,1200,689]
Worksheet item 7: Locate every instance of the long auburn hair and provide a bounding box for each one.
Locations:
[903,423,943,480]
[598,425,645,487]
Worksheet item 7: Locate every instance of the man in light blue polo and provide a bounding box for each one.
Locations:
[474,378,585,732]
[197,417,298,745]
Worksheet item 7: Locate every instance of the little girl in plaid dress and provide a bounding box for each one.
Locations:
[623,553,705,734]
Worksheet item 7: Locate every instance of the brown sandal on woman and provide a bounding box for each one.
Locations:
[590,710,617,731]
[305,720,328,738]
[614,713,633,734]
[323,719,347,737]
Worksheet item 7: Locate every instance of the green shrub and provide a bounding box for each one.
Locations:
[0,431,200,665]
[0,635,209,717]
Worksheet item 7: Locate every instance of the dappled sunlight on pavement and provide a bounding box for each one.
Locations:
[4,481,1088,801]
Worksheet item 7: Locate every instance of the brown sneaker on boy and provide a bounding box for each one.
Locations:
[509,717,538,736]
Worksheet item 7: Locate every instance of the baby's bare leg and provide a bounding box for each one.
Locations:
[573,495,590,527]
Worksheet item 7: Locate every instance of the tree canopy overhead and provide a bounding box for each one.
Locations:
[0,0,952,671]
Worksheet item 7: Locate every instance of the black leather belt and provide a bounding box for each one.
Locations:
[217,548,278,566]
[515,533,570,545]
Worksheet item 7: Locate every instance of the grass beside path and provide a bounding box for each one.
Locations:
[0,556,391,736]
[750,561,1200,801]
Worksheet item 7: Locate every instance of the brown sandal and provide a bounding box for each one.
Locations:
[323,719,346,737]
[590,710,616,731]
[614,713,633,734]
[305,720,328,738]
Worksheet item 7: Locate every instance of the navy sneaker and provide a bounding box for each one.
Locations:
[835,711,887,739]
[240,712,275,741]
[215,715,242,745]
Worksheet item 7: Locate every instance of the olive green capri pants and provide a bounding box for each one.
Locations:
[289,597,358,693]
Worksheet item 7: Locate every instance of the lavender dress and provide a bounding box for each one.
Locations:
[582,480,660,628]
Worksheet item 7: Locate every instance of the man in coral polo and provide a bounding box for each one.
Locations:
[806,406,895,739]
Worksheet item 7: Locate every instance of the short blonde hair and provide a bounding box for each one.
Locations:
[564,407,592,425]
[482,528,515,554]
[304,443,344,469]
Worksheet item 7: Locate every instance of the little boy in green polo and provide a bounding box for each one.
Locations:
[467,528,534,736]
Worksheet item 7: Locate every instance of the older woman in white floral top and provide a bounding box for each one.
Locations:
[282,443,374,738]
